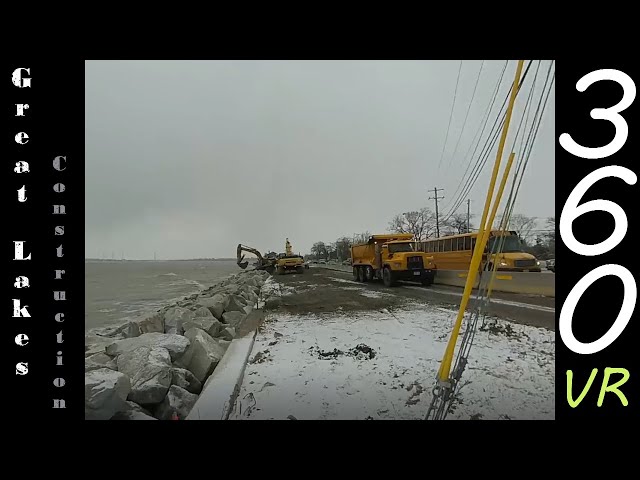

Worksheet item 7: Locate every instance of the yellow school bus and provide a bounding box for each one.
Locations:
[418,230,541,272]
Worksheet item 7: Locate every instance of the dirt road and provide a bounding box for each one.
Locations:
[264,266,555,330]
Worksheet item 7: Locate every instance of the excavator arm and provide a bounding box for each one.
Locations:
[237,244,266,270]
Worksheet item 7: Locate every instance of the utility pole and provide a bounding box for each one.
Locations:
[429,187,444,237]
[466,199,471,233]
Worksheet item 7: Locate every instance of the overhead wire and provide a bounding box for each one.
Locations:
[437,60,463,170]
[440,60,508,214]
[446,60,485,169]
[442,60,534,221]
[441,60,534,225]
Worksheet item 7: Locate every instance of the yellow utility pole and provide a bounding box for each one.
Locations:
[437,60,524,383]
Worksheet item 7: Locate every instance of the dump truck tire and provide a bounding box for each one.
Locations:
[383,267,394,287]
[365,266,374,282]
[353,267,359,281]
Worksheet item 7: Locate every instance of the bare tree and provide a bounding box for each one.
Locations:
[388,208,437,241]
[310,241,327,259]
[443,212,473,235]
[545,216,555,254]
[494,213,538,245]
[352,231,371,245]
[334,236,352,261]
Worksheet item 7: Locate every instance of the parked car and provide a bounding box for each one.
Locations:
[547,259,555,272]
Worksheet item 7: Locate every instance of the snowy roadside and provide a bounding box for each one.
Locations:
[230,281,555,420]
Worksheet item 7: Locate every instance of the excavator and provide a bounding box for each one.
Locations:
[236,238,305,275]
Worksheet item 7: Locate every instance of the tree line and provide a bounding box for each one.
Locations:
[307,207,555,261]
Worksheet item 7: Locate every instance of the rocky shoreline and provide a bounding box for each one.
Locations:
[85,269,270,420]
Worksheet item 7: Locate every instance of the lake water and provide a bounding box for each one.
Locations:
[85,260,240,331]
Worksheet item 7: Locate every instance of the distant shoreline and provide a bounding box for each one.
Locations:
[85,258,236,262]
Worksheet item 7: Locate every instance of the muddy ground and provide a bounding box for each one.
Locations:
[262,267,555,330]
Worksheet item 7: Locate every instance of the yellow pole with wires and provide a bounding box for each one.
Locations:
[437,60,524,382]
[483,151,516,298]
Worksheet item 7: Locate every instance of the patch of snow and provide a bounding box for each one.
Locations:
[359,290,391,299]
[328,277,359,285]
[230,304,554,421]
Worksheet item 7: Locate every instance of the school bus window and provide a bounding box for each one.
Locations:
[465,236,472,250]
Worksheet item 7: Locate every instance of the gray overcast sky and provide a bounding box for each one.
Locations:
[85,60,555,260]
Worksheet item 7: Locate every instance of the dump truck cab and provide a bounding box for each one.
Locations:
[351,233,436,287]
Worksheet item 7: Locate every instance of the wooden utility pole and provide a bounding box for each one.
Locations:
[429,187,444,237]
[466,199,471,233]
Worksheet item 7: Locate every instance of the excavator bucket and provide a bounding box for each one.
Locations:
[237,244,262,270]
[237,253,249,269]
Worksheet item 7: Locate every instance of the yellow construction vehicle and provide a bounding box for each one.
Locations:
[351,233,436,287]
[274,238,305,275]
[237,244,277,273]
[236,238,305,275]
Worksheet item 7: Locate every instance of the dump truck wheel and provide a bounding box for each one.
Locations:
[353,267,359,281]
[383,267,394,287]
[277,266,285,275]
[361,266,369,282]
[421,275,433,286]
[365,266,374,282]
[356,266,364,282]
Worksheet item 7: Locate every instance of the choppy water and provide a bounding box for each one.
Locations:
[85,260,240,331]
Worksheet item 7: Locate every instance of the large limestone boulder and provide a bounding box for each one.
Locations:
[224,294,247,313]
[105,333,190,361]
[133,312,165,334]
[85,334,114,358]
[164,306,195,335]
[117,346,173,405]
[85,352,118,373]
[196,294,228,320]
[90,320,141,339]
[155,385,199,420]
[221,284,241,296]
[183,316,223,338]
[193,306,214,318]
[221,311,246,328]
[123,400,153,416]
[171,367,202,394]
[85,368,131,420]
[217,326,236,342]
[176,328,228,383]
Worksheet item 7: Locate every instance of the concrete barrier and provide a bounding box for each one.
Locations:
[434,270,555,297]
[315,265,555,297]
[186,330,257,420]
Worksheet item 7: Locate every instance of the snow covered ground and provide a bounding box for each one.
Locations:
[229,298,555,420]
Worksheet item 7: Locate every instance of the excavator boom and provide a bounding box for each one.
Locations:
[237,244,274,271]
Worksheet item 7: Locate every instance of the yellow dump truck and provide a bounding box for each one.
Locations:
[350,233,436,287]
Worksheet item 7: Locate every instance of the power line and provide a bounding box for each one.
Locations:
[440,60,508,214]
[443,60,535,220]
[437,61,463,170]
[441,60,535,223]
[448,60,485,169]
